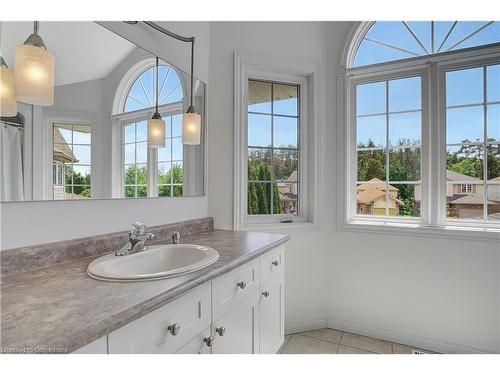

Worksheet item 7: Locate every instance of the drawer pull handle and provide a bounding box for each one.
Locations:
[237,281,247,289]
[215,327,226,336]
[203,336,214,347]
[272,260,280,267]
[262,291,270,298]
[167,323,181,336]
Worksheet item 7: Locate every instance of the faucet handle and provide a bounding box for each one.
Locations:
[131,222,146,235]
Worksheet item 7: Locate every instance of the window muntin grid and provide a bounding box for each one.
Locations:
[158,114,183,197]
[445,64,500,222]
[247,79,300,216]
[355,75,423,218]
[123,121,148,198]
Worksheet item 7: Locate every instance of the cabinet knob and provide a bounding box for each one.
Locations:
[237,281,247,289]
[272,260,280,267]
[203,336,214,347]
[262,291,270,298]
[215,326,226,336]
[167,323,181,336]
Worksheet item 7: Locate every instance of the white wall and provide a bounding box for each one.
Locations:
[207,21,345,331]
[207,21,499,353]
[0,22,210,250]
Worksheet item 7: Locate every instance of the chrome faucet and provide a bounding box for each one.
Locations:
[172,231,181,244]
[115,222,155,256]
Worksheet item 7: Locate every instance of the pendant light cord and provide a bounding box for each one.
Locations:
[124,21,196,112]
[155,56,159,115]
[190,38,194,110]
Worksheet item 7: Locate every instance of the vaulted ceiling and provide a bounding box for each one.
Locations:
[1,21,136,87]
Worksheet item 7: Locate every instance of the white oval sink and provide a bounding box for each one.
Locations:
[87,244,219,282]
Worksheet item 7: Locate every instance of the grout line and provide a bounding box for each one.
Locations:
[338,343,379,354]
[295,331,344,346]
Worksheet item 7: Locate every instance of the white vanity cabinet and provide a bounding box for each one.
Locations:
[88,245,284,355]
[211,291,260,354]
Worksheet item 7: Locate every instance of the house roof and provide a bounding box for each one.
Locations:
[357,178,398,192]
[488,176,500,182]
[446,170,482,182]
[53,128,79,164]
[357,178,404,205]
[449,195,498,205]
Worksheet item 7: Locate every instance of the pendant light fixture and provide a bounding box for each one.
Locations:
[182,40,201,145]
[14,21,55,106]
[124,21,202,145]
[147,56,166,148]
[0,21,17,117]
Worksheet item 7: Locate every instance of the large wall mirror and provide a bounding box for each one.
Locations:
[0,21,205,202]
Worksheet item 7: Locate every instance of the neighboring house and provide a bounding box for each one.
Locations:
[277,170,298,214]
[489,176,500,202]
[414,170,500,219]
[356,178,404,216]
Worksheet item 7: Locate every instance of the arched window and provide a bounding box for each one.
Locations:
[341,21,500,237]
[113,59,185,199]
[122,63,183,112]
[353,21,500,67]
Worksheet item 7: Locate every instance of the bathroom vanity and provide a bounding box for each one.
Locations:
[82,245,284,354]
[0,219,288,354]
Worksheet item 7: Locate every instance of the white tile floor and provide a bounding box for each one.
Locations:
[279,328,436,354]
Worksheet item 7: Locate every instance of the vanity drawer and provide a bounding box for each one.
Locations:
[212,258,260,321]
[108,283,211,354]
[260,246,284,284]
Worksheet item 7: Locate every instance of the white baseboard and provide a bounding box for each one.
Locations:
[285,318,327,335]
[327,317,494,354]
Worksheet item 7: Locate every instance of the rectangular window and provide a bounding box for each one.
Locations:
[247,79,300,216]
[158,114,184,197]
[355,76,422,218]
[53,123,92,200]
[445,64,499,222]
[123,121,148,198]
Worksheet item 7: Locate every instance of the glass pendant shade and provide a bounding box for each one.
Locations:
[14,44,55,106]
[0,64,17,116]
[147,117,166,148]
[182,111,201,145]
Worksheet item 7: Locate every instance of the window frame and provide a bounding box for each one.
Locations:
[234,52,319,230]
[114,102,184,199]
[347,66,431,225]
[338,25,500,240]
[438,55,500,229]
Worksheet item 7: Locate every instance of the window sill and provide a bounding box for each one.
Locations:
[241,220,319,233]
[339,220,500,242]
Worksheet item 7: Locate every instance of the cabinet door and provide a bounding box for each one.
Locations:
[174,328,211,354]
[212,292,259,354]
[108,283,211,354]
[259,271,284,354]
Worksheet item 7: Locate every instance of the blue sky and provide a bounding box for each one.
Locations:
[124,65,183,112]
[354,21,500,66]
[248,97,298,149]
[355,66,499,148]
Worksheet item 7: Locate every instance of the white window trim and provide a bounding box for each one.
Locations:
[337,24,500,241]
[233,52,319,231]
